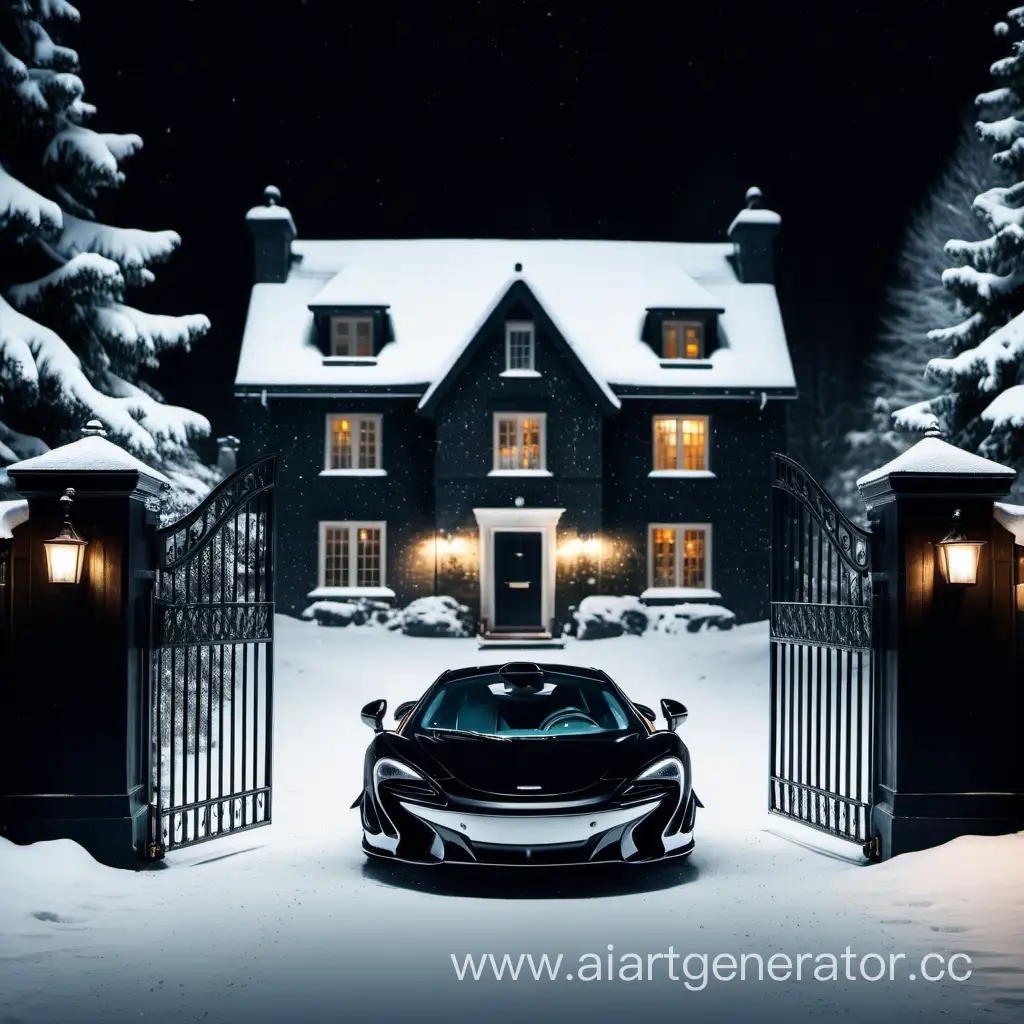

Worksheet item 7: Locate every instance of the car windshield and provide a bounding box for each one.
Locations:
[411,671,635,738]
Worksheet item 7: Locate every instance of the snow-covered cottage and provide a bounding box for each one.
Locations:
[234,186,795,633]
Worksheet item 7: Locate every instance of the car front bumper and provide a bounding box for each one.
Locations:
[363,792,695,866]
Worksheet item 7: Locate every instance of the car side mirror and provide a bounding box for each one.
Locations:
[661,698,688,731]
[394,700,416,722]
[634,703,656,723]
[361,698,387,733]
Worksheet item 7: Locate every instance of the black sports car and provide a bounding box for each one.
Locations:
[354,661,700,866]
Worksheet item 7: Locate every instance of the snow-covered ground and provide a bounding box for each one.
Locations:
[1,616,1021,1023]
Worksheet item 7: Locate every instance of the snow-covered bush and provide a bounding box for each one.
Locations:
[0,1,216,509]
[648,603,736,634]
[399,596,473,637]
[571,595,735,639]
[301,599,397,628]
[572,596,649,640]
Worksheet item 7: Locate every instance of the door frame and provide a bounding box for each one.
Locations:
[474,507,564,632]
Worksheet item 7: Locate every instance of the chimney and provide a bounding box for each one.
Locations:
[217,435,240,477]
[246,185,297,283]
[727,185,781,284]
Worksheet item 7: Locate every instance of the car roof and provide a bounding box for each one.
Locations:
[436,663,610,685]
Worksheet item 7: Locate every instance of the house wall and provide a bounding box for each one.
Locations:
[602,398,787,623]
[431,298,605,628]
[236,339,788,627]
[240,395,435,616]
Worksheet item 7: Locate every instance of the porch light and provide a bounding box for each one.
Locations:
[936,509,984,586]
[43,488,88,584]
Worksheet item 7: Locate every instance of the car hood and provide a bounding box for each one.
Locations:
[415,732,638,797]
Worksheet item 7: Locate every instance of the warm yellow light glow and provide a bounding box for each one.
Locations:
[340,419,350,432]
[43,536,86,584]
[559,537,584,559]
[558,536,605,559]
[939,541,983,585]
[1016,583,1024,613]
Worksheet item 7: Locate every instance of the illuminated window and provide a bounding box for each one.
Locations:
[648,525,710,589]
[330,316,374,357]
[319,522,385,588]
[662,320,704,360]
[325,414,381,470]
[653,416,708,471]
[493,413,546,471]
[505,321,535,371]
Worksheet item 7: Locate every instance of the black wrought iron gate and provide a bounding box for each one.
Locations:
[147,457,276,857]
[769,454,877,853]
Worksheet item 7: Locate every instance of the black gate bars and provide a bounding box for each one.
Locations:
[148,457,276,857]
[769,454,877,853]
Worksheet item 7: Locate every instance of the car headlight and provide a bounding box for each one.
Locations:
[634,756,683,783]
[374,758,425,785]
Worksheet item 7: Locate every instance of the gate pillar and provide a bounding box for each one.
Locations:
[0,435,165,867]
[858,428,1024,859]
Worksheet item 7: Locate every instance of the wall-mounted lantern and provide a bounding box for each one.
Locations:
[43,487,88,584]
[936,508,985,586]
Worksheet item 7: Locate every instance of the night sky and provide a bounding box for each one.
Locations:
[71,0,1008,460]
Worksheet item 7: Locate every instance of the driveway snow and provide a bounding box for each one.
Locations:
[0,616,1020,1023]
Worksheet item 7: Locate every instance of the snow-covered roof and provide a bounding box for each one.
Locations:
[0,499,29,539]
[994,502,1024,545]
[857,435,1016,488]
[8,435,171,485]
[235,238,795,394]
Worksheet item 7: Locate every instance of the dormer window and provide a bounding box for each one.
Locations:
[505,321,535,372]
[331,316,374,357]
[662,320,704,360]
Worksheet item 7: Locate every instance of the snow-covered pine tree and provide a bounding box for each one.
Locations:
[0,0,216,512]
[894,9,1024,495]
[825,121,998,516]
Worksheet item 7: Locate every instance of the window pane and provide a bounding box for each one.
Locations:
[521,417,541,469]
[681,418,706,471]
[654,417,679,471]
[355,320,373,356]
[662,323,680,359]
[330,417,353,469]
[359,418,378,469]
[323,527,349,587]
[498,418,518,470]
[684,324,703,359]
[356,527,382,587]
[682,529,706,588]
[508,327,534,370]
[331,319,351,356]
[653,528,677,587]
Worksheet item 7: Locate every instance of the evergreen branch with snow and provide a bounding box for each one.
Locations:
[0,0,218,508]
[888,8,1024,498]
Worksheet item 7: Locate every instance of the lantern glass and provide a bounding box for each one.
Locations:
[43,530,87,584]
[938,540,984,585]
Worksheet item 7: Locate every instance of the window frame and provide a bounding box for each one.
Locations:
[318,521,387,589]
[646,523,713,591]
[329,315,375,358]
[651,415,710,473]
[491,411,548,473]
[504,320,536,372]
[661,319,705,361]
[323,413,383,473]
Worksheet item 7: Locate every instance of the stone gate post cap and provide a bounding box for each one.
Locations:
[856,435,1015,497]
[7,435,171,489]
